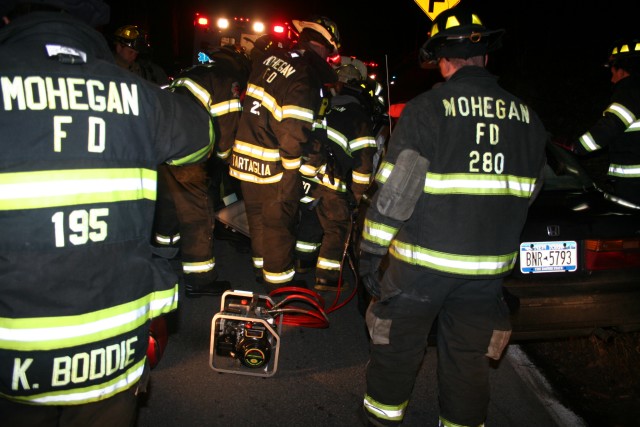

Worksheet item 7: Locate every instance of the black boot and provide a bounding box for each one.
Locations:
[294,259,315,274]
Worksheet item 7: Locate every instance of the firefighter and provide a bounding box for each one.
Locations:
[113,24,169,86]
[570,38,640,206]
[152,44,251,297]
[0,1,213,425]
[295,62,377,291]
[357,5,548,426]
[229,16,340,289]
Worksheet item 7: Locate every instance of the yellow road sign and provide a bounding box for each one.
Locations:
[414,0,461,21]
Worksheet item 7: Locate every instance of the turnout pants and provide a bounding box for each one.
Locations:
[241,170,302,286]
[363,260,511,427]
[0,383,140,427]
[296,187,351,282]
[153,163,216,286]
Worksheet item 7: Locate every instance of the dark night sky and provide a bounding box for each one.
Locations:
[105,0,636,67]
[104,0,637,136]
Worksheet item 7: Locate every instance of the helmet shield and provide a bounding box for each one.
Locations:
[420,5,504,63]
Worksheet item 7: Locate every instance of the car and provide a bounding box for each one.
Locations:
[353,140,640,341]
[505,141,640,340]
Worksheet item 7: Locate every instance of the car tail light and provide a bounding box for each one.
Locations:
[584,238,640,270]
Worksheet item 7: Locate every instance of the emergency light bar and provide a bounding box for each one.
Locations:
[194,12,268,35]
[192,12,296,60]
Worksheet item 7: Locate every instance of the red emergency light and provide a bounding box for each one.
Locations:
[328,53,341,65]
[195,13,209,28]
[273,24,285,34]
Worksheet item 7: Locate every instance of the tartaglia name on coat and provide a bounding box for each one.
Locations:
[231,154,272,176]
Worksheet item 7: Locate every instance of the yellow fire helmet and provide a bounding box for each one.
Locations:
[420,4,504,64]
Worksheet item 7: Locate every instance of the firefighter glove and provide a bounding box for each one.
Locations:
[359,251,383,299]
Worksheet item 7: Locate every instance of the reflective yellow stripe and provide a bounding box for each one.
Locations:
[579,132,601,152]
[170,77,212,110]
[282,105,314,121]
[607,102,635,126]
[229,168,283,183]
[217,148,231,160]
[252,257,263,269]
[182,259,215,273]
[375,161,393,183]
[352,170,371,185]
[608,163,640,177]
[233,140,280,161]
[0,286,178,351]
[362,218,397,247]
[327,127,348,151]
[300,163,320,176]
[425,172,535,197]
[21,359,146,405]
[246,83,313,123]
[363,394,407,422]
[282,157,301,169]
[378,163,535,197]
[0,168,157,210]
[350,136,377,151]
[171,78,242,116]
[439,415,485,427]
[263,267,295,284]
[296,240,320,253]
[166,137,212,166]
[628,120,640,131]
[391,240,517,276]
[317,257,341,271]
[210,99,242,117]
[154,233,180,245]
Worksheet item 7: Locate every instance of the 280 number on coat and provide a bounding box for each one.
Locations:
[469,151,504,174]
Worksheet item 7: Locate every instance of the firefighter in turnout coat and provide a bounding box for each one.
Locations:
[357,6,548,426]
[572,38,640,206]
[0,1,213,425]
[151,45,251,297]
[295,62,377,291]
[229,16,340,289]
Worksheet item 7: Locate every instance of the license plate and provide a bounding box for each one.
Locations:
[519,241,578,273]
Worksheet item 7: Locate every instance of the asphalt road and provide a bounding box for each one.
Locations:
[135,237,578,427]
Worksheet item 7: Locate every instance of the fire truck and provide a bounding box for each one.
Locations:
[190,11,381,75]
[192,11,297,63]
